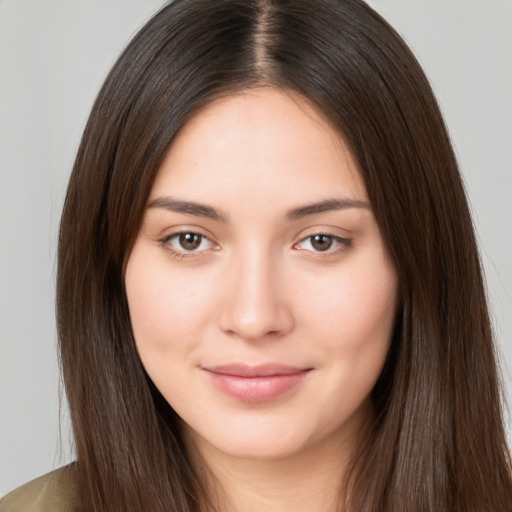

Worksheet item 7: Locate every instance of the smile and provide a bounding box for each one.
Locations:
[202,364,312,403]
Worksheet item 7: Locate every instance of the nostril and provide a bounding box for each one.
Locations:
[224,328,281,341]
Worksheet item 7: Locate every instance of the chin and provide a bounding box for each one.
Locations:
[182,414,341,463]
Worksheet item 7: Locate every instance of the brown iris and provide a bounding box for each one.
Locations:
[178,233,202,251]
[310,234,334,251]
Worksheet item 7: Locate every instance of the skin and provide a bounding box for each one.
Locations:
[125,88,398,511]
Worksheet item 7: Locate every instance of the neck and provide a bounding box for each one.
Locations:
[187,427,359,512]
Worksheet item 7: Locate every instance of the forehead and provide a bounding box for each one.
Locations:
[150,88,367,207]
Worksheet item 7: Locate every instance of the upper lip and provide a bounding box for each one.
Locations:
[203,364,311,377]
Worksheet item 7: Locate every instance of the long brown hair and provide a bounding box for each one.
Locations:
[57,0,512,510]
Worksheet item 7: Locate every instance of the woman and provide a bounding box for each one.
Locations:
[2,0,511,511]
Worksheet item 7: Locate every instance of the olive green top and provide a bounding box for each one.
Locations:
[0,467,76,512]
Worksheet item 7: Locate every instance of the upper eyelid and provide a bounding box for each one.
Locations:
[159,225,216,241]
[298,232,350,241]
[291,221,354,238]
[294,227,352,244]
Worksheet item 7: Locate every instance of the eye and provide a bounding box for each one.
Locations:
[294,233,351,254]
[175,233,206,251]
[159,231,216,256]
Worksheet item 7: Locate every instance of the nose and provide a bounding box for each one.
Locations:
[218,248,294,341]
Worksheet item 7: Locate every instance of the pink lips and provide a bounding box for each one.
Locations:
[202,364,311,403]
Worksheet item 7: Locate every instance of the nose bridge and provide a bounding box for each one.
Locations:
[219,241,292,340]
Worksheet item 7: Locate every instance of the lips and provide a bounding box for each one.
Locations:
[202,364,311,403]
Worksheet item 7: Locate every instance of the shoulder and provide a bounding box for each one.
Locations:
[0,466,77,512]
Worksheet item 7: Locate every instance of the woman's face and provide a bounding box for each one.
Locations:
[125,88,398,462]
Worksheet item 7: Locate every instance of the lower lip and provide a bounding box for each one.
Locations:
[204,370,310,403]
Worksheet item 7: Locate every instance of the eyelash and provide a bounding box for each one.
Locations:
[158,231,352,260]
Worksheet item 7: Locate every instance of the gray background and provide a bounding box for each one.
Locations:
[1,0,511,496]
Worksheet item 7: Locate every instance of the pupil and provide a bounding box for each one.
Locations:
[311,234,333,251]
[179,233,201,250]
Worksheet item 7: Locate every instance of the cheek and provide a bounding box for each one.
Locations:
[304,261,397,423]
[302,255,398,377]
[124,248,216,353]
[309,261,396,333]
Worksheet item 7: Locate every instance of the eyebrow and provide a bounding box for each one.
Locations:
[147,197,229,222]
[147,196,370,223]
[286,198,370,220]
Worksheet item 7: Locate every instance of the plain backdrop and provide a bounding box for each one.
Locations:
[1,0,511,496]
